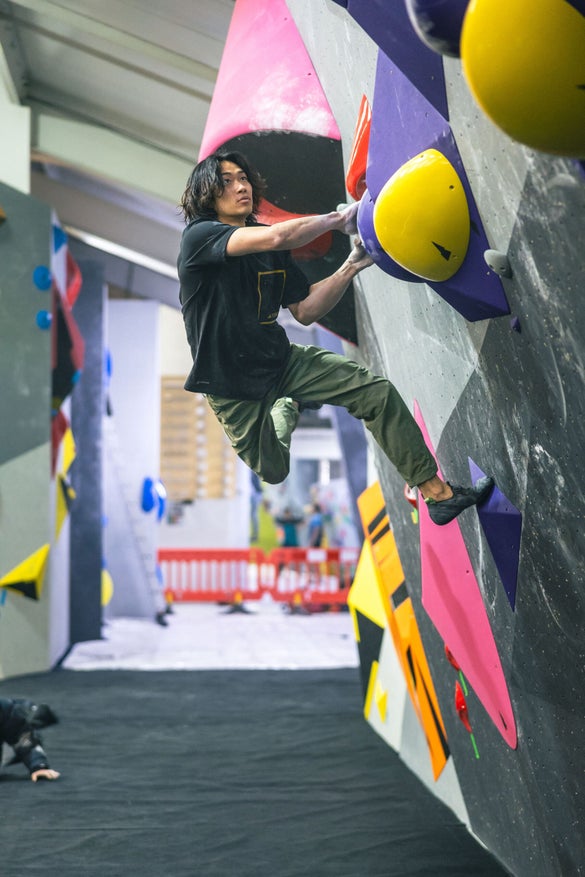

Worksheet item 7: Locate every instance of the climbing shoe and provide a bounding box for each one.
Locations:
[425,476,494,526]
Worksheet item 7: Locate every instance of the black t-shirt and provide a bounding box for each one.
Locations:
[178,218,310,400]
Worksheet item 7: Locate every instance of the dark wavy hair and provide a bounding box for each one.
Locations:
[179,151,266,224]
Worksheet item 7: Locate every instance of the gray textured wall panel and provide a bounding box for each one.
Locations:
[70,260,105,645]
[0,183,51,465]
[0,183,52,678]
[288,2,585,874]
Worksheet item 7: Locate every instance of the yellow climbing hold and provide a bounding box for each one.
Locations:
[373,149,470,282]
[461,0,585,157]
[101,568,114,606]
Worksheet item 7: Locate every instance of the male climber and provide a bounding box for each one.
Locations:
[177,151,492,525]
[0,697,60,782]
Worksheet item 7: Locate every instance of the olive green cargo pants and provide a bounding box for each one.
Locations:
[207,343,437,488]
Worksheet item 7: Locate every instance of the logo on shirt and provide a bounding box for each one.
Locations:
[257,270,286,325]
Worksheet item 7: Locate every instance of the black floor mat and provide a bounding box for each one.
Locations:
[0,669,508,876]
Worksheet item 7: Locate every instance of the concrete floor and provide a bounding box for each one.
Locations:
[63,597,359,671]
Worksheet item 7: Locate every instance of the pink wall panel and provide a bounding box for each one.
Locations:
[199,0,339,160]
[414,402,517,749]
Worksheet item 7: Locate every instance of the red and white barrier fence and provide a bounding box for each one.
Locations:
[157,547,359,609]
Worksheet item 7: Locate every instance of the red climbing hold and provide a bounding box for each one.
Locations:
[455,680,472,733]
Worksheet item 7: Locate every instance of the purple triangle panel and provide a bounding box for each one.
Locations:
[367,51,510,322]
[366,51,450,202]
[469,458,522,610]
[346,0,449,119]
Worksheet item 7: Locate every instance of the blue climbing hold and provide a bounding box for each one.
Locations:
[33,265,52,291]
[36,309,52,330]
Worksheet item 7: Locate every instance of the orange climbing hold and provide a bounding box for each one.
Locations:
[345,94,372,201]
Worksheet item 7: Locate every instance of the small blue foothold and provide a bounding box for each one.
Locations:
[72,369,82,385]
[141,477,156,513]
[510,316,521,333]
[33,265,52,291]
[36,309,52,330]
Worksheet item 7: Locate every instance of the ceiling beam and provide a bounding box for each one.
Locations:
[26,87,201,161]
[10,0,219,81]
[0,13,27,101]
[12,18,213,103]
[30,167,181,271]
[31,107,194,204]
[69,235,180,310]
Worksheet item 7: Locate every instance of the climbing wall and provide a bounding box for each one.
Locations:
[279,2,584,875]
[0,185,73,675]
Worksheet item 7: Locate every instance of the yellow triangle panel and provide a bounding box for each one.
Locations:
[0,544,50,601]
[365,631,409,754]
[363,659,379,721]
[357,481,449,780]
[375,679,388,722]
[55,484,67,539]
[61,427,77,474]
[353,608,385,703]
[347,540,389,630]
[56,475,76,539]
